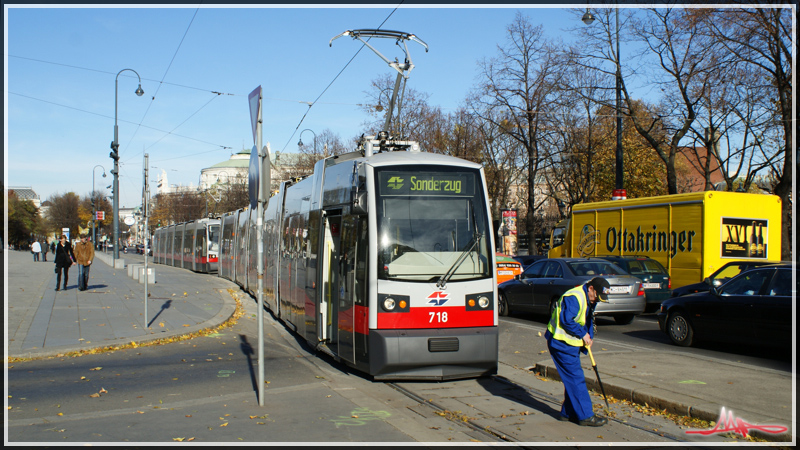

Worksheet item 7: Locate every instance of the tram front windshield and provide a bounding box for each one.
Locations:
[376,166,492,282]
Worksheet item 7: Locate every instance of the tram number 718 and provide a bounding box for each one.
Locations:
[429,311,449,323]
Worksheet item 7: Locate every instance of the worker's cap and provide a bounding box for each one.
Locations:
[589,277,610,302]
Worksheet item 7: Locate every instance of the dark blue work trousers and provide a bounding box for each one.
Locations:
[547,337,594,421]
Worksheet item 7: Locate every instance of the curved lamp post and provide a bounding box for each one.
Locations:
[92,165,107,246]
[110,68,144,260]
[583,9,624,197]
[298,128,318,155]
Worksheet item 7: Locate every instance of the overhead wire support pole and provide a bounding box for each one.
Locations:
[330,29,428,136]
[143,154,150,323]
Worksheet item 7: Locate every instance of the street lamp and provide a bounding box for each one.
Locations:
[298,128,318,155]
[583,8,624,198]
[110,68,145,260]
[92,165,106,247]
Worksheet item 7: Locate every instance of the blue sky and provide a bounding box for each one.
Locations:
[6,5,588,208]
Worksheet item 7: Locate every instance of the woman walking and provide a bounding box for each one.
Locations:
[54,235,76,291]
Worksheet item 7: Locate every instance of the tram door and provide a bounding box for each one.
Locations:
[320,214,340,351]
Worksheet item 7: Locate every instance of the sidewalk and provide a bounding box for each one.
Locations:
[5,248,795,443]
[6,248,235,359]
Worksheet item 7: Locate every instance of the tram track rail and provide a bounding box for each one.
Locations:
[387,373,688,443]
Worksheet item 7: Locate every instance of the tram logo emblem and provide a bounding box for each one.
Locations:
[427,291,450,306]
[387,176,404,190]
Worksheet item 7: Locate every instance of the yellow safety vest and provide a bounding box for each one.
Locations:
[547,285,588,347]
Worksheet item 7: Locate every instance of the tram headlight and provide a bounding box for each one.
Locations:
[379,294,410,312]
[465,292,493,311]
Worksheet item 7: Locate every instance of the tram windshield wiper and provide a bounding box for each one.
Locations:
[436,201,481,289]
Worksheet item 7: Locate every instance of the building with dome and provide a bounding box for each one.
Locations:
[199,148,250,190]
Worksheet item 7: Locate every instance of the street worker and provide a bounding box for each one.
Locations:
[73,234,95,291]
[545,276,611,426]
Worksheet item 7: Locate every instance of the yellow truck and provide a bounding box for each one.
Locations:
[547,192,782,288]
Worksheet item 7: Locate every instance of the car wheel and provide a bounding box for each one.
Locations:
[498,292,510,317]
[614,314,635,325]
[666,311,694,347]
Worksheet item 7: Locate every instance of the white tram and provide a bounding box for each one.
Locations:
[220,137,499,380]
[153,218,221,273]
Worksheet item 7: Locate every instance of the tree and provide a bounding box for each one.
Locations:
[7,190,42,246]
[688,7,793,260]
[360,74,436,140]
[571,8,716,195]
[45,192,82,239]
[588,102,668,201]
[214,177,250,215]
[472,12,562,240]
[80,192,112,239]
[296,128,348,175]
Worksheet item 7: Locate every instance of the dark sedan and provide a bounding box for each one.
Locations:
[498,258,645,324]
[657,264,794,347]
[596,255,671,313]
[671,260,780,297]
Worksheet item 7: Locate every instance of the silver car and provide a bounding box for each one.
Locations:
[498,257,646,324]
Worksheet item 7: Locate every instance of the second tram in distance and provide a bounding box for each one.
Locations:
[153,218,221,273]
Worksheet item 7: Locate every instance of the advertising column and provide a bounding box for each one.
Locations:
[500,209,518,256]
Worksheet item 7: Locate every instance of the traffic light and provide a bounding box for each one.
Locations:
[110,141,120,161]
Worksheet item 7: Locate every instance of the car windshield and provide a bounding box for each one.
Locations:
[720,269,773,296]
[567,261,627,277]
[627,259,667,275]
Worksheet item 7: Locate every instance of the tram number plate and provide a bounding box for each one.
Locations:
[642,282,660,289]
[429,311,449,323]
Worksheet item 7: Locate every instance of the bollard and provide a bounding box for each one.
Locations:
[128,264,142,278]
[138,267,156,284]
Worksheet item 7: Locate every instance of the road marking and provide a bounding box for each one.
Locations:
[330,407,391,427]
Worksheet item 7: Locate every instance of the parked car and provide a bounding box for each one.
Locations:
[596,255,671,312]
[657,263,794,347]
[498,257,645,324]
[671,260,780,297]
[495,253,523,285]
[512,254,546,268]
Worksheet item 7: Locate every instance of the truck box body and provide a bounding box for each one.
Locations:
[548,192,782,289]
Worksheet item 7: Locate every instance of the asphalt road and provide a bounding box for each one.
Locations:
[499,311,792,374]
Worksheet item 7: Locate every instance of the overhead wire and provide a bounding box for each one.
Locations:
[117,5,202,202]
[119,6,201,161]
[278,2,404,153]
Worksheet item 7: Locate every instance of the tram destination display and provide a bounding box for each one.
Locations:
[378,171,475,197]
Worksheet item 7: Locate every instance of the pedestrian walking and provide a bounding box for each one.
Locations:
[545,276,610,427]
[31,239,42,262]
[73,234,95,291]
[53,234,76,291]
[41,239,49,262]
